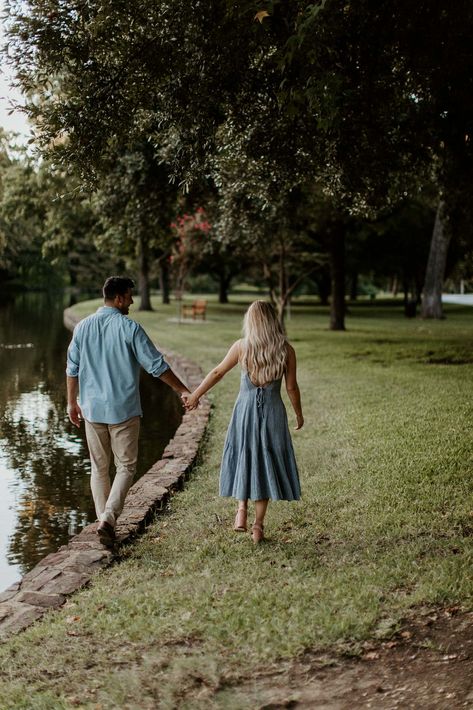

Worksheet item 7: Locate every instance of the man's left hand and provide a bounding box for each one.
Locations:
[67,402,83,428]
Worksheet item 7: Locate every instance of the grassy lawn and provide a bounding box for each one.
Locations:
[0,296,472,709]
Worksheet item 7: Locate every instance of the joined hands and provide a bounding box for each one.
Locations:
[181,392,199,411]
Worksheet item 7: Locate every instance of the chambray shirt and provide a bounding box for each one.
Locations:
[66,306,170,424]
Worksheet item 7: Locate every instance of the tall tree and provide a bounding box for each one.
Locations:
[0,143,57,288]
[285,2,473,317]
[421,202,449,318]
[7,0,473,323]
[93,140,178,309]
[3,1,333,321]
[39,165,116,292]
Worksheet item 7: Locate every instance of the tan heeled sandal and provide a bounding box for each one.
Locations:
[251,522,264,544]
[233,508,247,532]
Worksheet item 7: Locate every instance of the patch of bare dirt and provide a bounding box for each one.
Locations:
[215,608,473,709]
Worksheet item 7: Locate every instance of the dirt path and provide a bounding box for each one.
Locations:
[212,608,473,709]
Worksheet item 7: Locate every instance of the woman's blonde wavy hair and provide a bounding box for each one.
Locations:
[241,301,287,386]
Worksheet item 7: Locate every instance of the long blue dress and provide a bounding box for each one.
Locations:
[219,371,301,501]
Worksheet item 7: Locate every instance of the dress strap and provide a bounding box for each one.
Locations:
[256,386,265,414]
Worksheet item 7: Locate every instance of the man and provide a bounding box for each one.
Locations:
[66,276,189,547]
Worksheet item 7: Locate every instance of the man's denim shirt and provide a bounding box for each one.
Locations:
[66,306,169,424]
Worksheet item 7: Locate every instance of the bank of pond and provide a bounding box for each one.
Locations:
[0,293,182,588]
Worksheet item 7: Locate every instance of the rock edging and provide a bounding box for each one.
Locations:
[0,307,210,640]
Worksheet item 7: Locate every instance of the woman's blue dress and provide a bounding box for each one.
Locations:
[219,371,301,501]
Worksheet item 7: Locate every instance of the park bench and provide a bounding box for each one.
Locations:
[181,299,207,320]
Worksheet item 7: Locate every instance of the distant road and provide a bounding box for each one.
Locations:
[442,294,473,306]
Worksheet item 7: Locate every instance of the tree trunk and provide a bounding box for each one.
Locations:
[274,293,289,333]
[329,226,346,330]
[261,244,290,330]
[218,271,230,304]
[317,270,331,306]
[263,262,277,307]
[421,201,450,319]
[276,243,288,332]
[403,277,417,318]
[138,236,153,311]
[159,258,170,304]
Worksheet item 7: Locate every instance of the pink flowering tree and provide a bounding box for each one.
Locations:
[170,207,212,301]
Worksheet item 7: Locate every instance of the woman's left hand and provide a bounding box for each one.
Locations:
[294,414,304,430]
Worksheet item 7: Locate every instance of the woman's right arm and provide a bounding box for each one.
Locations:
[183,340,241,409]
[285,344,304,430]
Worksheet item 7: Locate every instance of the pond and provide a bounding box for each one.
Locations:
[0,293,182,590]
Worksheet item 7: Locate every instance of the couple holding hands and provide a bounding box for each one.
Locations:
[67,277,303,548]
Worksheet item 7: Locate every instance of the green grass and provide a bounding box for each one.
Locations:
[1,295,473,709]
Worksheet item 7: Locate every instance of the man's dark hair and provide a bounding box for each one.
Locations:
[103,276,135,300]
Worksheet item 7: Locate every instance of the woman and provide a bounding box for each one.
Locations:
[183,301,303,543]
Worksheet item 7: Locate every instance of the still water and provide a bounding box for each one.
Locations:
[0,293,182,589]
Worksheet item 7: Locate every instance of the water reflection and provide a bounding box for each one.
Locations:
[0,293,182,587]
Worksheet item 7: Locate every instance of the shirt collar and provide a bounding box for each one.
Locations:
[97,306,121,314]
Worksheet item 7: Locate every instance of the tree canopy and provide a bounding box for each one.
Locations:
[9,1,472,204]
[4,1,473,319]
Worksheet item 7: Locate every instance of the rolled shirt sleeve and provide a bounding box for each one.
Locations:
[131,324,170,378]
[66,329,81,377]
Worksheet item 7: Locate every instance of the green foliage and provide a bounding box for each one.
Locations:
[168,194,254,301]
[346,195,436,299]
[0,142,57,288]
[0,131,115,290]
[93,140,177,263]
[284,1,473,224]
[40,167,117,290]
[9,0,471,209]
[5,0,473,302]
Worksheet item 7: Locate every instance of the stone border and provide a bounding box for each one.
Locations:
[0,307,210,640]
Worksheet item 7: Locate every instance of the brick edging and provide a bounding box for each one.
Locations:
[0,307,210,640]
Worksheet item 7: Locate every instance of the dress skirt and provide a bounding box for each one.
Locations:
[219,371,301,501]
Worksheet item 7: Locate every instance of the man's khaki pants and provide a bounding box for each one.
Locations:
[84,416,140,528]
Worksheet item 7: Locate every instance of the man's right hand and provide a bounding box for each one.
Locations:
[67,402,83,428]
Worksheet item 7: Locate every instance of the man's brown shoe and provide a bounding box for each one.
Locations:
[97,521,116,548]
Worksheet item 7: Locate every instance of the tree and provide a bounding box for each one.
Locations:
[93,140,178,309]
[4,1,331,321]
[39,165,116,293]
[170,207,212,303]
[346,196,435,311]
[214,180,325,327]
[285,2,473,317]
[4,1,269,185]
[0,142,59,288]
[213,118,325,327]
[0,136,118,292]
[169,201,258,308]
[7,1,473,324]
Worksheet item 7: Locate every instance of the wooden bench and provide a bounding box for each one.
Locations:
[181,299,207,320]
